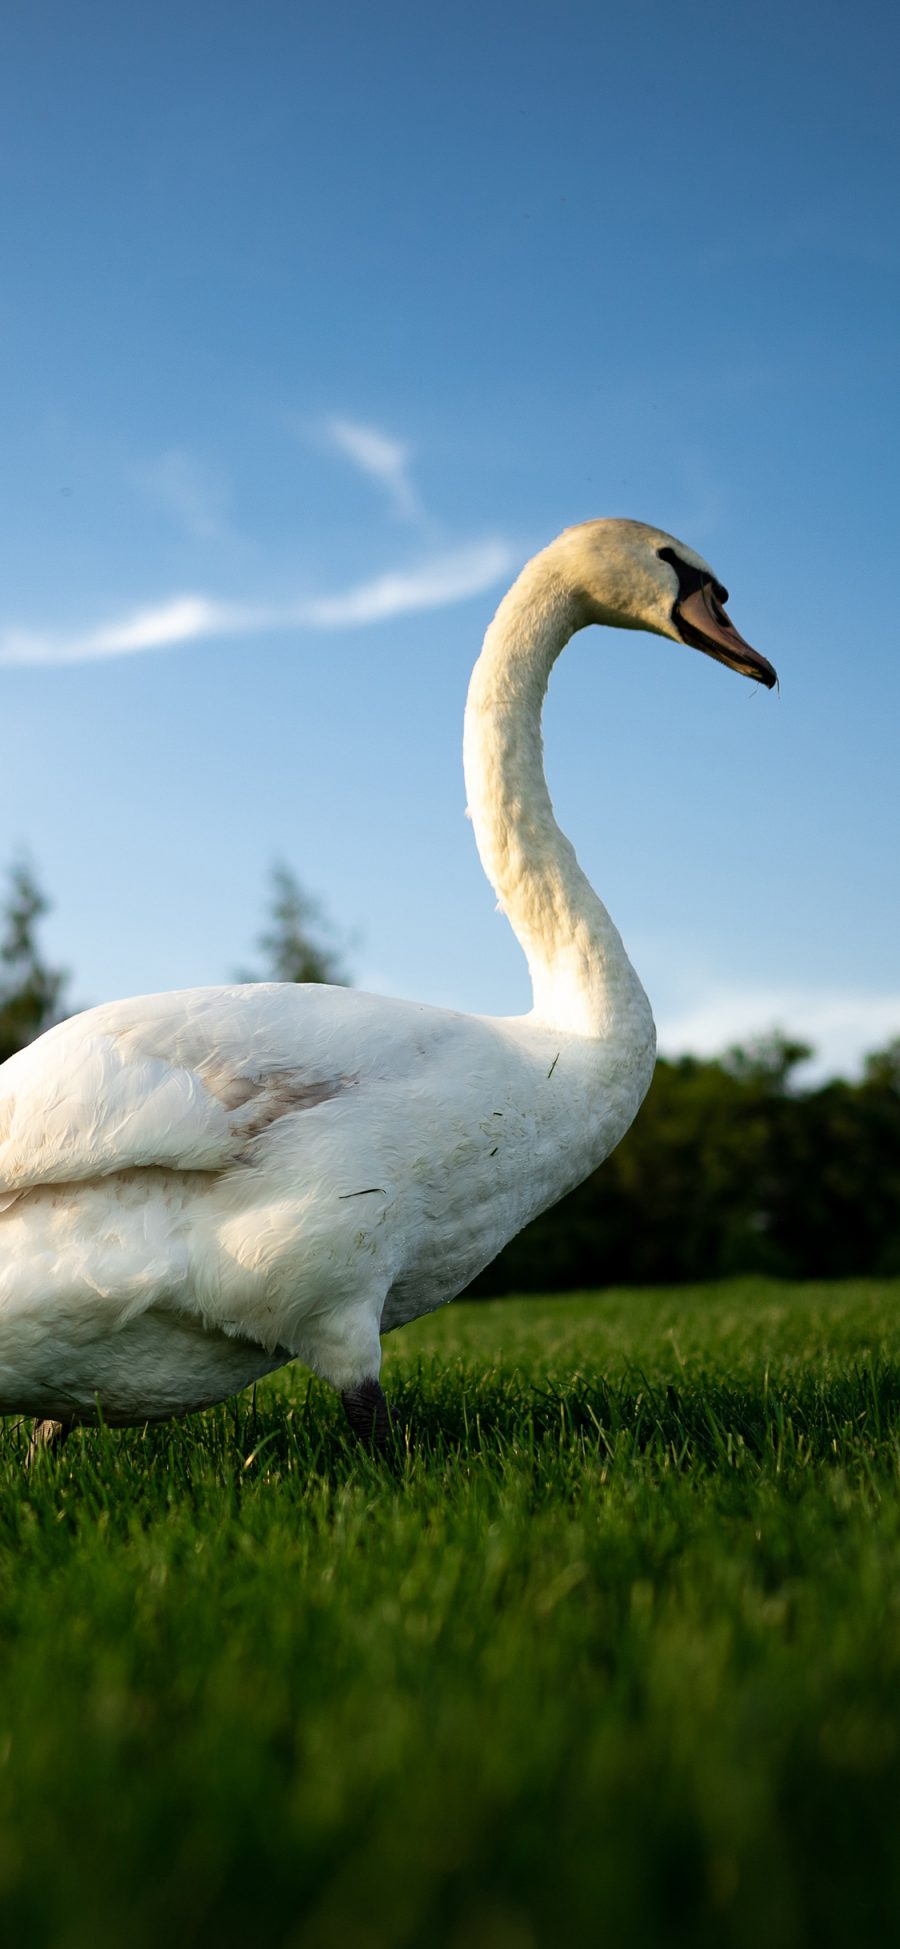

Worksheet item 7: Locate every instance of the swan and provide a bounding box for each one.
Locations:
[0,518,776,1456]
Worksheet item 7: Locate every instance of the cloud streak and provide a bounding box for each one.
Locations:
[323,417,424,524]
[136,447,233,541]
[301,540,512,626]
[0,539,517,668]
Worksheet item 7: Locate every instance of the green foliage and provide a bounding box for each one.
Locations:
[0,858,69,1063]
[241,859,351,986]
[864,1038,900,1091]
[3,1281,900,1945]
[472,1034,900,1292]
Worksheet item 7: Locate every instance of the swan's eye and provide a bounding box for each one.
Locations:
[657,546,728,607]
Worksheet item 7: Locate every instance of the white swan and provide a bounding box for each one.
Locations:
[0,519,775,1450]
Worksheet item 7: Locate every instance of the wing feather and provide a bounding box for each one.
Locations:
[0,984,356,1191]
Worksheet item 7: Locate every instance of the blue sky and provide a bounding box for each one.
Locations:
[0,0,897,1076]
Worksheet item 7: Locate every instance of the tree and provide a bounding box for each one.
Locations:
[466,1033,900,1294]
[723,1032,813,1093]
[241,861,351,987]
[0,859,70,1063]
[862,1040,900,1093]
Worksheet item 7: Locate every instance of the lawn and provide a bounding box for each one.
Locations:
[2,1279,900,1947]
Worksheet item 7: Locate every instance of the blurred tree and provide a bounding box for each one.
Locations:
[862,1040,900,1092]
[241,860,351,987]
[0,858,70,1063]
[468,1034,900,1294]
[723,1032,813,1092]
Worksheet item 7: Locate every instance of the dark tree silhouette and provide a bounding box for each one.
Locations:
[0,859,70,1063]
[467,1034,900,1293]
[241,860,351,987]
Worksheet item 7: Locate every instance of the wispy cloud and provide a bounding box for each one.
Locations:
[301,539,512,626]
[0,539,516,668]
[657,985,900,1081]
[322,417,424,524]
[136,448,233,541]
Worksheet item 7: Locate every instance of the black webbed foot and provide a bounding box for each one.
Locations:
[341,1378,394,1453]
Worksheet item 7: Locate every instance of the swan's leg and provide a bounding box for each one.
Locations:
[341,1378,394,1451]
[298,1301,394,1452]
[25,1418,71,1467]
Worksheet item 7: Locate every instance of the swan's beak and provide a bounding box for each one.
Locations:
[676,583,778,688]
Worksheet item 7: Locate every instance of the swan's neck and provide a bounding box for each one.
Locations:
[464,556,654,1045]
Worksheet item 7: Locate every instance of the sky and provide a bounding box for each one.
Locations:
[0,0,897,1078]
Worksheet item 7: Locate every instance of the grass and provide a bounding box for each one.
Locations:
[2,1278,900,1947]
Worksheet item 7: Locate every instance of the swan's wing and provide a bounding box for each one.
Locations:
[0,983,377,1193]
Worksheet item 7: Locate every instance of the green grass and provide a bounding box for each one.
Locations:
[3,1279,900,1948]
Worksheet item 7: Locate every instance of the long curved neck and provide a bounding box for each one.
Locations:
[463,553,654,1045]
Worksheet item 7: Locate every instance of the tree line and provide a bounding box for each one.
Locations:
[469,1033,900,1291]
[1,859,898,1287]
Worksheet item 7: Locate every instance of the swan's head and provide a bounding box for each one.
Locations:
[556,517,777,688]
